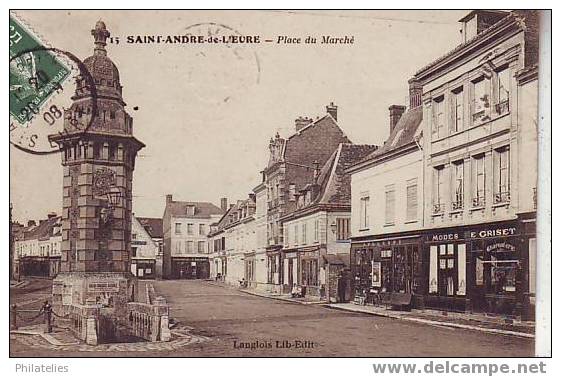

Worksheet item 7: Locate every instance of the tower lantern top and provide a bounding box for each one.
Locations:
[91,20,110,56]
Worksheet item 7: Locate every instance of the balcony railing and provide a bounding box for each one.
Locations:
[472,196,485,208]
[472,110,486,123]
[433,203,445,214]
[495,100,509,115]
[451,200,464,211]
[494,191,510,204]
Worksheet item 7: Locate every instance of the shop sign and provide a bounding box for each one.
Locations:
[285,252,297,259]
[131,240,147,245]
[469,227,517,239]
[427,225,517,242]
[486,242,516,253]
[87,280,119,293]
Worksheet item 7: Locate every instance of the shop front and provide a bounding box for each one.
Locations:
[299,246,321,297]
[244,252,256,287]
[282,249,299,294]
[131,259,156,279]
[266,248,282,293]
[423,219,530,316]
[171,257,210,279]
[350,233,423,306]
[20,256,61,278]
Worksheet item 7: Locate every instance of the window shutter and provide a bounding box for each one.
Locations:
[407,184,418,221]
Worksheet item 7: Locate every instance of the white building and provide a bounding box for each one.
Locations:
[13,213,62,278]
[130,216,163,279]
[348,98,424,302]
[162,194,225,279]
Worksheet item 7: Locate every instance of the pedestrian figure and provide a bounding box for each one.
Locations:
[39,300,52,333]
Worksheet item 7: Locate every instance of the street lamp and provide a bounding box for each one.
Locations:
[100,187,122,225]
[106,187,123,208]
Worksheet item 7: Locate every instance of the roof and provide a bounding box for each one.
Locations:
[317,144,378,205]
[136,217,163,239]
[22,216,62,241]
[364,106,423,162]
[165,200,225,219]
[415,10,539,79]
[282,143,377,221]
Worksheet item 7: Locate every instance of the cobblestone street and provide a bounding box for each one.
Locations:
[10,280,534,357]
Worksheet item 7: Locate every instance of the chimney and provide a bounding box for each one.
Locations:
[220,197,228,211]
[166,194,173,204]
[326,102,338,121]
[408,77,422,109]
[295,116,312,132]
[389,105,406,133]
[27,220,36,227]
[459,10,508,43]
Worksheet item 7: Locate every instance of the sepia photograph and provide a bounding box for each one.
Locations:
[8,8,551,361]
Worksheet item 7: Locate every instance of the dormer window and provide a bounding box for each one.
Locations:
[289,183,296,201]
[186,205,195,216]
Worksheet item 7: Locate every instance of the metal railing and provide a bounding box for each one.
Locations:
[472,196,485,208]
[494,191,510,204]
[433,203,445,214]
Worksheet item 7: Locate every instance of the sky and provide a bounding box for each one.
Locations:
[10,10,468,223]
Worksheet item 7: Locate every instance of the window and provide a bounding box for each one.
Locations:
[452,161,464,210]
[314,219,319,242]
[494,147,510,203]
[433,96,445,138]
[132,233,137,240]
[284,226,289,246]
[472,77,489,122]
[385,186,396,225]
[496,66,510,114]
[452,87,464,132]
[359,196,370,229]
[198,241,205,253]
[175,241,181,254]
[174,223,181,235]
[406,180,418,221]
[472,154,486,207]
[187,223,193,235]
[336,218,350,240]
[301,223,307,245]
[293,224,298,244]
[199,224,206,235]
[131,247,137,258]
[186,241,194,253]
[433,166,445,213]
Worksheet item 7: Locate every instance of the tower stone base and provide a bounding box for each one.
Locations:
[52,272,137,317]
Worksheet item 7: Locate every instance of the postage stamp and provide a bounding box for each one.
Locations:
[9,14,71,125]
[9,13,98,155]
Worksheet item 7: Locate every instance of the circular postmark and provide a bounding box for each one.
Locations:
[182,22,261,105]
[9,46,98,155]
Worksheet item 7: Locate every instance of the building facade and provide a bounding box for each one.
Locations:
[416,10,539,317]
[262,103,351,294]
[347,10,538,318]
[130,216,163,279]
[349,95,424,305]
[282,143,377,301]
[162,194,224,279]
[252,182,269,291]
[13,214,62,279]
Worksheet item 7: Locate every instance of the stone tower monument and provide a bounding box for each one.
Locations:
[49,21,144,316]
